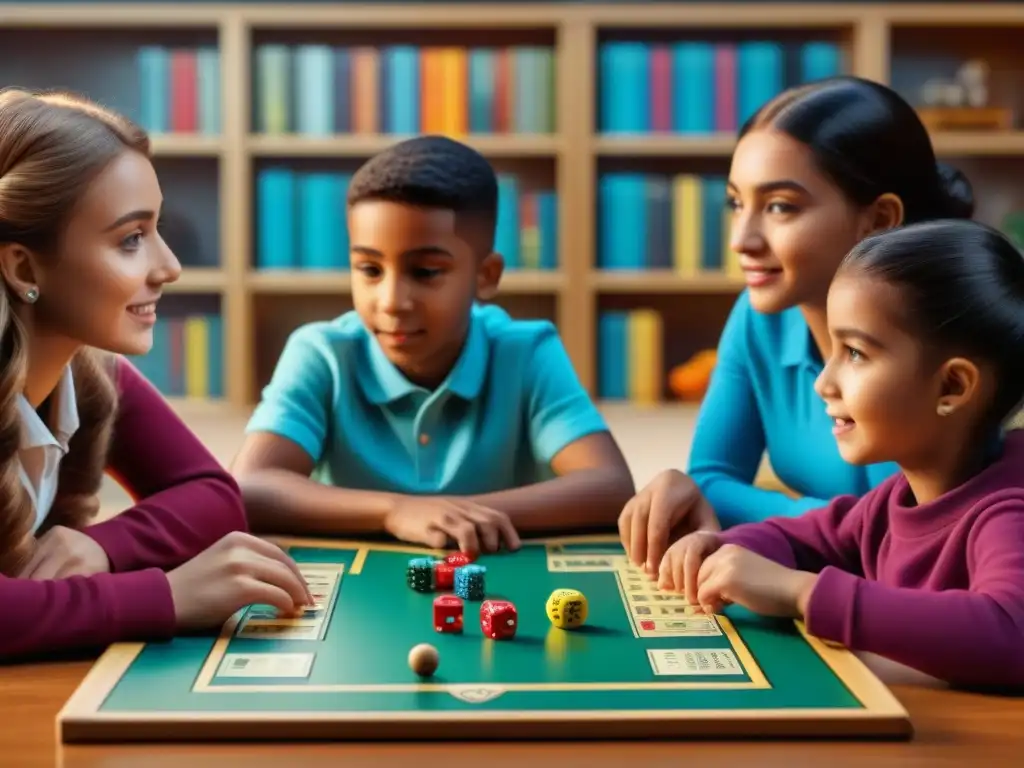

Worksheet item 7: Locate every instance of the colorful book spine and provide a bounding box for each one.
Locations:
[130,314,224,398]
[599,39,843,134]
[136,45,220,134]
[254,168,558,272]
[252,43,556,135]
[597,308,665,403]
[597,172,738,277]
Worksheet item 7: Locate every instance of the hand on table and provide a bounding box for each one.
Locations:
[18,525,111,579]
[659,532,818,619]
[167,531,314,631]
[384,496,521,556]
[618,469,720,578]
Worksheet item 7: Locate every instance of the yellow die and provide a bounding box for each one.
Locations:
[546,588,588,629]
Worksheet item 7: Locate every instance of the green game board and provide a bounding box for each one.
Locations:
[58,535,911,742]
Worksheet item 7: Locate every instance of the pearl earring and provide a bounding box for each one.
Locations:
[937,403,953,416]
[23,287,38,303]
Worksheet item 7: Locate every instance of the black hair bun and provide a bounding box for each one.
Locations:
[936,161,976,219]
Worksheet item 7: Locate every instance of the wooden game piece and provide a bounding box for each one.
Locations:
[480,599,518,640]
[433,595,464,633]
[546,588,588,629]
[408,643,439,677]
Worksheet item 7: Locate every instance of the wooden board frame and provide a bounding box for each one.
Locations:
[57,535,912,743]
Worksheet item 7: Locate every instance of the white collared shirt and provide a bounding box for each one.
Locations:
[18,367,80,532]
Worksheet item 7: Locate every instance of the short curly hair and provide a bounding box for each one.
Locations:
[346,135,499,251]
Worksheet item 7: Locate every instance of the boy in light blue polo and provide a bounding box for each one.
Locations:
[232,136,635,553]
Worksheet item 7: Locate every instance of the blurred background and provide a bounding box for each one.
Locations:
[7,0,1019,510]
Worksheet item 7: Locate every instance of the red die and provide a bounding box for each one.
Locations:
[480,599,518,640]
[445,551,474,567]
[433,595,464,634]
[433,562,455,590]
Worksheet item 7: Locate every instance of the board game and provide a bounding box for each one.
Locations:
[58,535,912,742]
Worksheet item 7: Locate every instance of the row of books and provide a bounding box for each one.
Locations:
[254,44,555,137]
[598,309,664,404]
[255,168,558,271]
[599,39,842,134]
[137,46,221,135]
[599,172,739,275]
[130,315,224,399]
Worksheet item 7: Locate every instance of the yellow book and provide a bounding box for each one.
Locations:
[184,316,209,399]
[723,205,741,277]
[441,47,468,137]
[420,48,445,134]
[672,175,702,277]
[627,309,664,406]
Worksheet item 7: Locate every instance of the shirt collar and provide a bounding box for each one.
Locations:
[780,307,820,369]
[18,365,80,452]
[357,307,489,405]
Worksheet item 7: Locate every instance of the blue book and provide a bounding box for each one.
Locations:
[672,42,715,134]
[295,45,334,136]
[513,47,538,133]
[495,174,520,268]
[206,314,224,398]
[738,41,783,126]
[598,311,629,399]
[256,167,296,269]
[196,47,220,135]
[801,41,842,82]
[468,48,495,133]
[298,172,347,270]
[599,41,650,133]
[137,45,169,134]
[701,176,728,270]
[383,46,420,134]
[598,173,647,269]
[333,47,351,133]
[536,191,558,270]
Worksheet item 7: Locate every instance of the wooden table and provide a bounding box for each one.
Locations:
[2,652,1020,768]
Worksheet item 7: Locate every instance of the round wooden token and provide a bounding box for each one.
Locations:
[408,643,440,677]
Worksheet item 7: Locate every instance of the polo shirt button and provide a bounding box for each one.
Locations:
[419,433,430,446]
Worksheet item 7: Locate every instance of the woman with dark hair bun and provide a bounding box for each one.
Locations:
[619,76,976,576]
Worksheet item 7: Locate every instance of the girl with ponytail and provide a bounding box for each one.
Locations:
[659,219,1024,689]
[0,89,311,660]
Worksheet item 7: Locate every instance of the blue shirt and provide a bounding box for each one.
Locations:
[246,304,609,494]
[688,290,898,528]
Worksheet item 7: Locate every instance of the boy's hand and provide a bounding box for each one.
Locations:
[693,544,818,619]
[657,530,723,602]
[619,469,720,579]
[19,525,111,580]
[384,497,522,556]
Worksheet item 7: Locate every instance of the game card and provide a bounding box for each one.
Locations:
[237,618,322,641]
[647,649,744,676]
[217,652,315,678]
[636,617,722,637]
[547,555,618,572]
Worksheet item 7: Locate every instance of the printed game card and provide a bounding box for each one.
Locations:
[636,616,722,637]
[547,555,619,572]
[236,617,322,641]
[217,652,315,678]
[647,648,744,676]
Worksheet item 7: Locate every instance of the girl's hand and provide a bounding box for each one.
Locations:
[657,530,723,603]
[695,544,819,618]
[167,531,314,631]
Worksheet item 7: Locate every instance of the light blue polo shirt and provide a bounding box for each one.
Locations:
[687,290,899,528]
[246,304,609,494]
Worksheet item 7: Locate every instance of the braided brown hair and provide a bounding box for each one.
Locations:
[0,88,150,576]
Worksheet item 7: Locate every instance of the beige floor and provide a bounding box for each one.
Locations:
[98,401,720,518]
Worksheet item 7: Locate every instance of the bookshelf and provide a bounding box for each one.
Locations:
[3,3,1024,408]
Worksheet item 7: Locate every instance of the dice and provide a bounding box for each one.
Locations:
[433,594,464,633]
[433,562,455,590]
[454,564,486,601]
[480,599,518,640]
[445,551,474,567]
[546,588,588,629]
[407,557,436,593]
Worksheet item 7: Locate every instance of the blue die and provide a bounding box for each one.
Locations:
[453,564,486,601]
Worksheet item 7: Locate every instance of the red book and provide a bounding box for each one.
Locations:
[714,43,737,132]
[649,45,673,132]
[170,49,197,133]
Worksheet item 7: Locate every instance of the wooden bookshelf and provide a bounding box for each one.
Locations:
[4,3,1024,408]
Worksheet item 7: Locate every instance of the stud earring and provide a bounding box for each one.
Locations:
[937,403,953,416]
[23,287,38,303]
